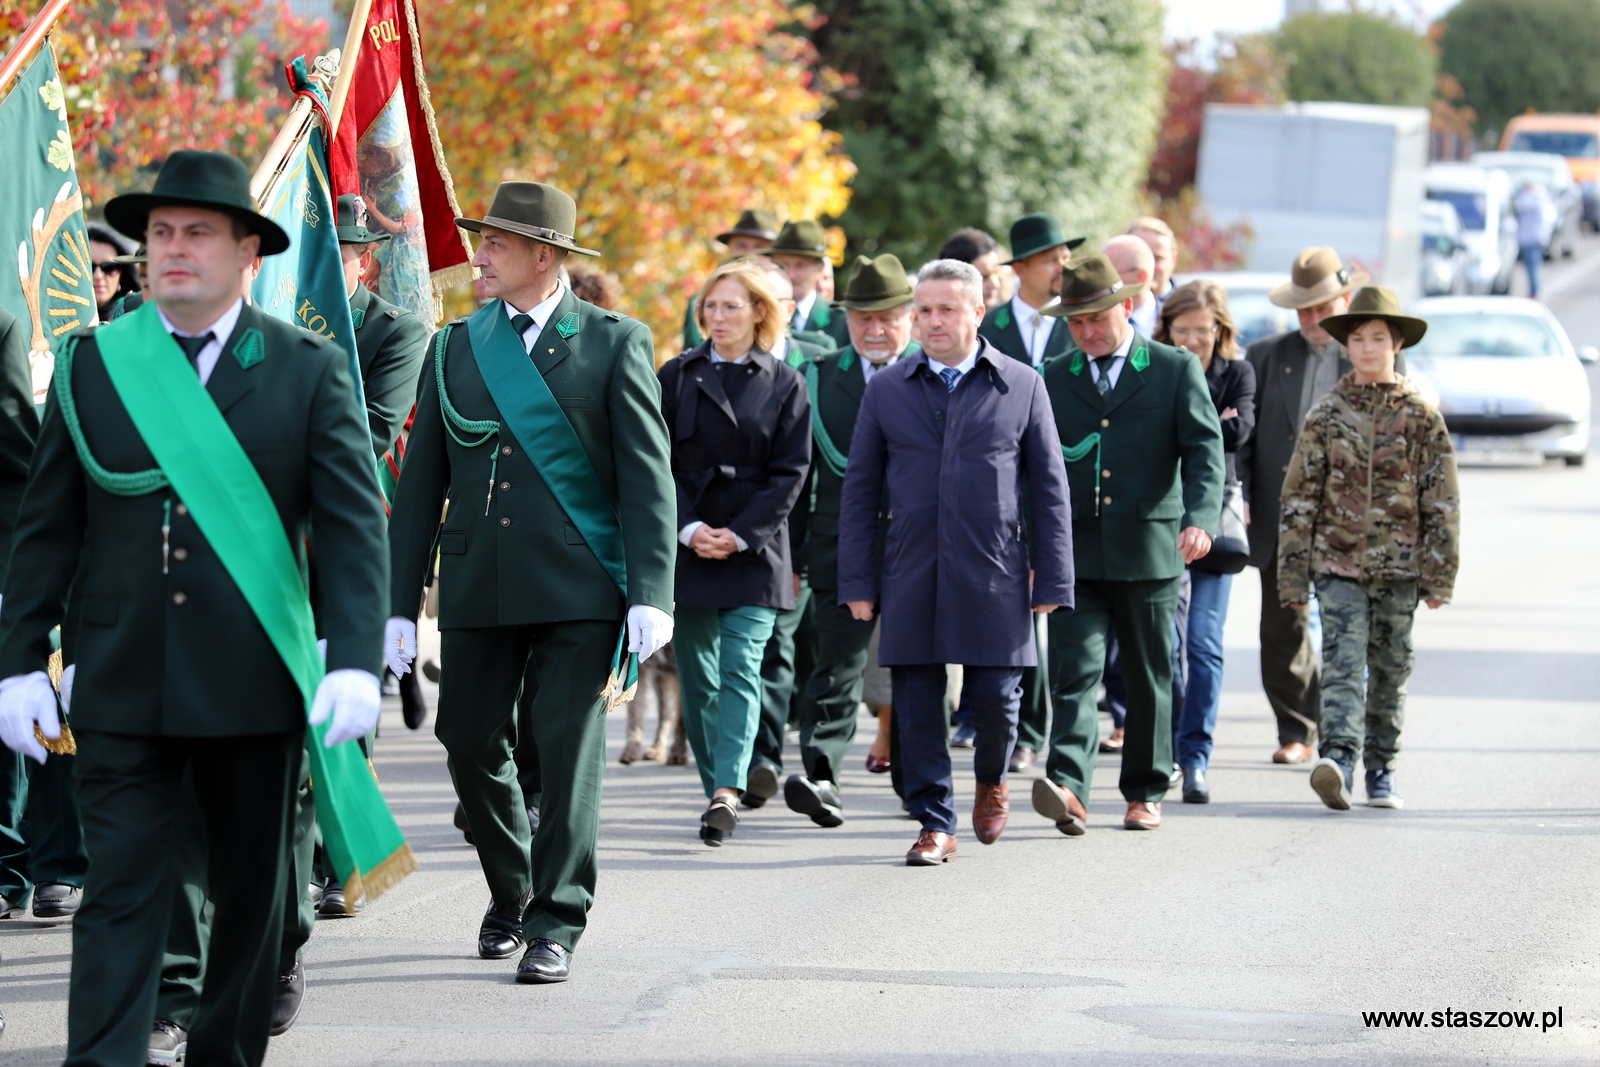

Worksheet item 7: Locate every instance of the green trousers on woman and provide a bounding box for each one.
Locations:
[675,606,779,798]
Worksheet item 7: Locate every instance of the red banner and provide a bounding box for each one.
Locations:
[329,0,471,321]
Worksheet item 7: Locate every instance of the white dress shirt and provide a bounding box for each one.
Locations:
[157,299,243,386]
[1010,293,1056,367]
[1087,329,1136,391]
[1129,295,1158,340]
[505,285,566,352]
[930,344,981,389]
[679,344,757,552]
[860,351,901,383]
[792,289,817,332]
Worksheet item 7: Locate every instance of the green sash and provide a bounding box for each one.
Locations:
[88,303,414,906]
[464,301,638,707]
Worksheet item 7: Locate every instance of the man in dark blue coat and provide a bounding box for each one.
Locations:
[837,259,1073,866]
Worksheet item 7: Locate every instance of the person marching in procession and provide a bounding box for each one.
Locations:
[769,220,851,350]
[684,209,781,351]
[385,181,676,983]
[1032,254,1224,834]
[0,150,389,1066]
[782,254,918,828]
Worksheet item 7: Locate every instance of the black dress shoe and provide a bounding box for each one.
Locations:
[515,938,570,984]
[477,890,532,959]
[317,876,363,917]
[269,961,304,1036]
[783,774,844,827]
[454,801,474,846]
[148,1019,186,1065]
[0,896,25,920]
[399,668,428,729]
[1008,746,1036,773]
[32,883,80,918]
[1182,766,1210,804]
[422,658,441,683]
[741,762,780,808]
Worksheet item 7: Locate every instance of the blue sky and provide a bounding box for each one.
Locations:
[1165,0,1460,46]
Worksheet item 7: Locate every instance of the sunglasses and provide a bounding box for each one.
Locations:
[91,262,123,275]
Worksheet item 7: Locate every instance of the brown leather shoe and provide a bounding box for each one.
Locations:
[1272,742,1315,764]
[905,830,957,866]
[1030,778,1087,836]
[1123,801,1161,830]
[972,781,1010,844]
[1099,727,1125,753]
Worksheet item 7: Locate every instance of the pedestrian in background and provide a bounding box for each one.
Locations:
[939,227,1008,308]
[86,222,140,323]
[1154,280,1256,804]
[1512,182,1552,299]
[1278,287,1458,812]
[1128,216,1177,309]
[660,259,811,846]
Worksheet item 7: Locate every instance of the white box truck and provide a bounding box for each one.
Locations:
[1196,101,1430,306]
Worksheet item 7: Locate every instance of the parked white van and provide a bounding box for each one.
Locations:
[1424,163,1518,295]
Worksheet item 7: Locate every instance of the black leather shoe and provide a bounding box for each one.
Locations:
[32,883,80,918]
[269,961,304,1036]
[148,1018,186,1065]
[399,668,428,730]
[515,938,571,984]
[477,890,532,959]
[1182,766,1210,804]
[454,801,474,846]
[0,896,26,920]
[741,762,780,808]
[317,876,363,917]
[783,774,844,827]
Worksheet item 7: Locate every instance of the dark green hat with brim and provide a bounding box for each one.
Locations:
[1003,212,1086,265]
[456,181,600,257]
[1043,253,1144,318]
[716,208,780,245]
[1317,286,1428,349]
[768,219,831,259]
[113,245,146,265]
[833,254,913,312]
[336,194,390,245]
[104,150,290,256]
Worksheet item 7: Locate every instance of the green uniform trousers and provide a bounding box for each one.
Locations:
[796,597,875,787]
[1015,614,1051,755]
[0,749,27,906]
[68,729,300,1067]
[677,606,780,797]
[753,584,815,773]
[1259,556,1321,747]
[1314,576,1417,770]
[1046,577,1181,805]
[0,750,89,908]
[436,621,614,952]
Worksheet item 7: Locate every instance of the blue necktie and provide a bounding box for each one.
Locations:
[939,366,960,393]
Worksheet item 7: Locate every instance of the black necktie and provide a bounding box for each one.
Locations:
[510,313,534,337]
[171,332,214,374]
[1094,355,1116,396]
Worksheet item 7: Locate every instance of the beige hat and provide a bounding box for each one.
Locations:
[1268,247,1370,310]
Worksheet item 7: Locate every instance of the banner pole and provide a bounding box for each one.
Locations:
[327,0,373,139]
[250,93,317,204]
[0,0,74,96]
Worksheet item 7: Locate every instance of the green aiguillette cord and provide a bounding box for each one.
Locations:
[802,343,920,479]
[76,302,415,906]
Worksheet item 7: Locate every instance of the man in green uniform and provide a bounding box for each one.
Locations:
[1031,254,1223,834]
[769,220,850,349]
[386,181,675,984]
[782,254,917,827]
[0,150,388,1066]
[683,208,780,350]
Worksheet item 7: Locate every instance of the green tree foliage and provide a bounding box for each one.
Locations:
[1440,0,1600,135]
[808,0,1166,264]
[1276,10,1436,108]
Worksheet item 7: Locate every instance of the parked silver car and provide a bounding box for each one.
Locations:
[1404,296,1595,466]
[1420,200,1470,296]
[1472,150,1581,259]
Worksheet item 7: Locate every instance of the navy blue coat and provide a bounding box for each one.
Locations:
[836,340,1074,667]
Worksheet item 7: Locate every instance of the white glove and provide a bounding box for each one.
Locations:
[309,668,382,748]
[384,616,417,678]
[0,671,59,764]
[59,664,75,716]
[626,605,673,662]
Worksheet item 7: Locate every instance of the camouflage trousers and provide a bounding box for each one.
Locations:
[1314,576,1418,770]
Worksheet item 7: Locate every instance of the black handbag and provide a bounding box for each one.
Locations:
[1191,480,1249,575]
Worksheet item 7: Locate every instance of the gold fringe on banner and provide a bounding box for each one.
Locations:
[340,842,418,914]
[600,671,637,714]
[40,648,75,754]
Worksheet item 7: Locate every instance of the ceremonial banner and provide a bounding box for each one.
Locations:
[0,43,93,405]
[329,0,471,324]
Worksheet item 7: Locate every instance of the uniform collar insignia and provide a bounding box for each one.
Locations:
[555,311,580,338]
[1068,350,1086,375]
[232,327,264,370]
[994,305,1011,331]
[1130,345,1149,372]
[350,307,366,329]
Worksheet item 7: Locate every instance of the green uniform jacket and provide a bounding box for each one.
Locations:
[389,290,676,627]
[800,296,851,349]
[782,332,834,369]
[682,295,703,352]
[980,301,1074,369]
[1042,332,1226,581]
[349,284,429,457]
[0,302,389,736]
[0,307,39,572]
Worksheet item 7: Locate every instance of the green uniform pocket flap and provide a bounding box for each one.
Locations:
[557,396,593,409]
[439,530,467,554]
[1139,497,1182,521]
[564,522,586,545]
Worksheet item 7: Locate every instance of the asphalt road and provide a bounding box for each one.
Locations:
[1,251,1598,1066]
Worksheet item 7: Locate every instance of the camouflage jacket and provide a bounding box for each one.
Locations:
[1277,373,1459,607]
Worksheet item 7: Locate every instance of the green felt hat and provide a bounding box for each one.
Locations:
[1003,212,1086,265]
[336,194,391,245]
[104,150,290,256]
[1043,253,1143,317]
[768,219,831,259]
[833,254,913,311]
[1317,286,1428,349]
[456,181,600,257]
[113,245,146,265]
[716,208,780,245]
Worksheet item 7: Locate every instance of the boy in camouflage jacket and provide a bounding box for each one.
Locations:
[1277,287,1459,811]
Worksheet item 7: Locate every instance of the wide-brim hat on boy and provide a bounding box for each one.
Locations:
[456,181,600,257]
[336,194,391,245]
[716,208,780,245]
[1043,253,1144,317]
[1316,286,1428,349]
[113,245,147,265]
[833,254,914,312]
[1003,212,1086,265]
[768,219,830,259]
[104,150,290,256]
[1269,246,1369,309]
